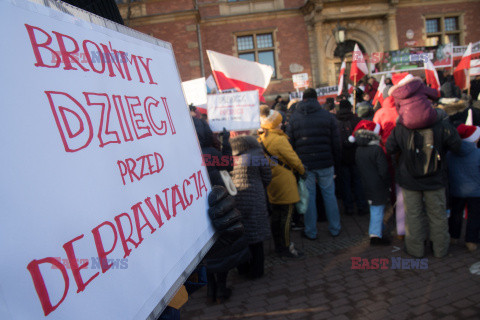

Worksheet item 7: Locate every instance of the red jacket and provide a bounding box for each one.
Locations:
[365,80,379,100]
[373,96,398,146]
[388,77,438,129]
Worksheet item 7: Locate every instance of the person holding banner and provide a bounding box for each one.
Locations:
[192,117,250,304]
[258,106,306,259]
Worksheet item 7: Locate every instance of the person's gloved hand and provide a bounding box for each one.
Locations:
[300,171,308,180]
[208,186,244,242]
[219,128,230,140]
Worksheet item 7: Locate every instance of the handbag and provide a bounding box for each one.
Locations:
[295,177,309,214]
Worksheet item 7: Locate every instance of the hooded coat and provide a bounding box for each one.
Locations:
[286,98,341,170]
[193,118,250,272]
[437,98,480,128]
[354,130,391,205]
[389,77,438,130]
[230,136,272,244]
[447,141,480,198]
[193,117,232,187]
[373,95,398,146]
[258,129,305,204]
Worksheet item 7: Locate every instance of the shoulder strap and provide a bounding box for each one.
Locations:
[259,141,292,171]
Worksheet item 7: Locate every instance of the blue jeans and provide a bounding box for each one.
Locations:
[369,204,385,238]
[304,167,341,237]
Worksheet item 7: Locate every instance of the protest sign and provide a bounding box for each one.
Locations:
[0,0,214,319]
[182,77,208,107]
[371,44,453,75]
[453,41,480,58]
[292,73,309,89]
[472,59,480,76]
[316,85,339,104]
[207,91,260,132]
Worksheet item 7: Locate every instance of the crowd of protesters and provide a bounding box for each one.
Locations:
[179,72,480,311]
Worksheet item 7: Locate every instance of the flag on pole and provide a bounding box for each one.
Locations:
[349,44,368,82]
[348,84,354,95]
[372,75,386,107]
[454,42,472,90]
[424,60,441,92]
[206,50,274,102]
[337,60,346,96]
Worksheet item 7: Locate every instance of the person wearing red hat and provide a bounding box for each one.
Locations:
[446,124,480,252]
[388,72,439,130]
[386,101,462,258]
[351,120,392,245]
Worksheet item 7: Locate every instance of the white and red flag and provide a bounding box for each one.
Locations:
[337,60,346,96]
[372,75,386,107]
[424,60,441,92]
[349,43,368,83]
[454,42,472,90]
[206,50,273,101]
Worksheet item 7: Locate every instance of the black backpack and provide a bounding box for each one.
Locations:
[405,128,441,178]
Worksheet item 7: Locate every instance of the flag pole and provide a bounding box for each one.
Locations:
[353,74,357,113]
[467,68,471,97]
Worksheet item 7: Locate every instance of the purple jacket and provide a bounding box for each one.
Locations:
[388,77,439,129]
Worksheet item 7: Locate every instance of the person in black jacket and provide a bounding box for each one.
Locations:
[287,88,342,239]
[386,110,462,258]
[336,100,369,216]
[192,117,249,303]
[351,120,391,245]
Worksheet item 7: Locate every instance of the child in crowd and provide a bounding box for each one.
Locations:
[447,124,480,252]
[349,120,391,245]
[388,72,439,130]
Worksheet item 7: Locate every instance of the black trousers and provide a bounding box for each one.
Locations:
[237,242,264,278]
[270,204,293,252]
[449,196,480,243]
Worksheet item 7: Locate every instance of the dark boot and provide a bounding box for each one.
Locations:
[215,272,231,303]
[206,272,216,304]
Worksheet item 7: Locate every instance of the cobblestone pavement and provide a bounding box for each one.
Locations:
[181,214,480,319]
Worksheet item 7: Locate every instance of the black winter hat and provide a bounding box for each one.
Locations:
[303,88,317,100]
[339,100,353,110]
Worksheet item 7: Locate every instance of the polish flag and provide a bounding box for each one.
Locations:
[338,60,346,96]
[454,43,472,90]
[372,75,386,107]
[349,44,368,83]
[206,50,274,101]
[424,60,441,92]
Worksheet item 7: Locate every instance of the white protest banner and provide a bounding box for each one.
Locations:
[292,73,309,89]
[182,77,208,107]
[207,90,260,132]
[453,41,480,58]
[471,59,480,76]
[316,85,339,104]
[0,1,214,319]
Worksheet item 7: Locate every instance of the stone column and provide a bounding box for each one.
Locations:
[313,18,327,86]
[388,12,399,50]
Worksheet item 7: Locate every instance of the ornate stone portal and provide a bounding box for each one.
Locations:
[303,0,399,86]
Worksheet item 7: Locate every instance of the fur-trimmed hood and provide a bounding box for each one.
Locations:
[353,129,381,147]
[436,98,468,116]
[388,76,423,99]
[231,135,262,156]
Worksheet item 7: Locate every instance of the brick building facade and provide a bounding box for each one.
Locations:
[117,0,480,102]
